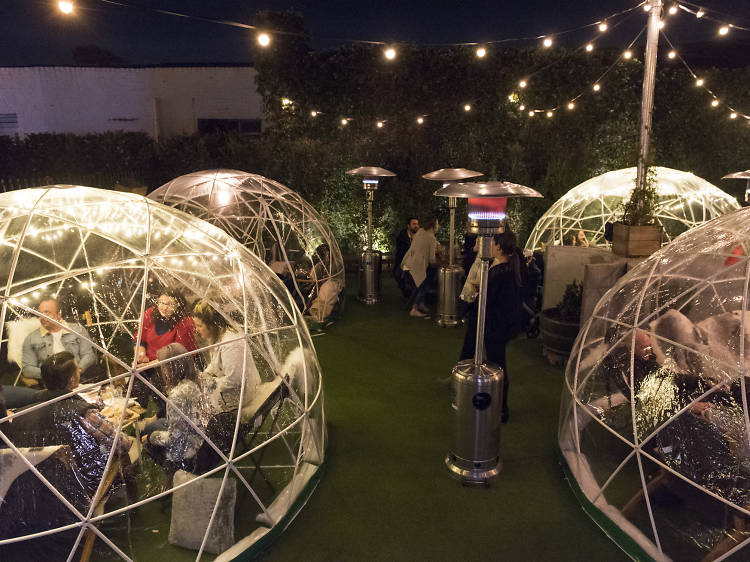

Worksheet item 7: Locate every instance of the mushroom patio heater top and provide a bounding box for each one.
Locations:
[346,167,396,304]
[723,169,750,204]
[423,168,483,327]
[436,181,542,484]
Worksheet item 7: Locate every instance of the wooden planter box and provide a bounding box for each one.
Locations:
[540,308,580,367]
[612,223,662,257]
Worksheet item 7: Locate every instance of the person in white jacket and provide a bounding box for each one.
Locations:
[400,216,441,317]
[191,300,261,412]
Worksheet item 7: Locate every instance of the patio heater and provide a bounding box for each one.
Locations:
[347,166,396,304]
[436,181,542,485]
[722,170,750,205]
[422,168,483,327]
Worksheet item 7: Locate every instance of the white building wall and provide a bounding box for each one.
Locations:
[0,66,262,138]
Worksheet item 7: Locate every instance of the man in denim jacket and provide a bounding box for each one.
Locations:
[20,298,97,388]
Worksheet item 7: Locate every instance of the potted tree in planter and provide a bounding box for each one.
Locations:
[612,166,662,257]
[541,280,582,367]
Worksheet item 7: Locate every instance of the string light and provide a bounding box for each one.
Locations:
[718,26,729,36]
[476,46,486,58]
[623,50,633,59]
[695,78,704,86]
[585,43,594,52]
[542,37,553,48]
[711,99,720,107]
[281,97,293,107]
[341,118,349,125]
[376,121,384,128]
[658,20,665,29]
[519,104,526,111]
[696,9,705,18]
[668,4,679,15]
[310,110,319,117]
[598,22,608,32]
[384,47,397,60]
[58,1,74,14]
[667,50,676,59]
[464,104,472,112]
[416,117,424,124]
[519,80,527,88]
[593,83,601,92]
[546,111,554,118]
[257,32,271,47]
[567,102,575,110]
[730,112,738,119]
[644,4,652,12]
[528,110,535,117]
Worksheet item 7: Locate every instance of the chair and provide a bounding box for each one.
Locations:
[5,318,41,386]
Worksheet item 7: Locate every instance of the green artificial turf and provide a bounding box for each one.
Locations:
[256,278,631,562]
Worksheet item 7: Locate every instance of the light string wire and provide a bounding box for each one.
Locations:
[76,0,645,47]
[677,1,750,33]
[660,30,750,120]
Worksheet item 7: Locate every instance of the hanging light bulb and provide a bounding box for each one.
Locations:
[341,118,349,125]
[730,112,738,119]
[464,104,472,112]
[58,1,74,14]
[257,32,271,47]
[384,47,397,60]
[623,50,633,59]
[567,102,575,110]
[519,104,526,111]
[281,97,292,107]
[695,78,704,86]
[644,4,652,11]
[476,46,487,58]
[542,37,553,48]
[658,20,665,29]
[667,50,676,59]
[519,79,527,88]
[528,110,535,117]
[593,83,601,92]
[546,111,553,118]
[719,26,729,36]
[696,8,705,18]
[585,43,594,52]
[669,4,679,15]
[598,22,608,32]
[310,110,318,117]
[711,99,720,107]
[416,116,424,124]
[376,121,384,128]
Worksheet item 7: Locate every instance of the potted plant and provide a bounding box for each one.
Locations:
[612,166,662,257]
[540,280,582,367]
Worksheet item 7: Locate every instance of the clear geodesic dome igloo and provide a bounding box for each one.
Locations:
[149,170,345,325]
[559,207,750,561]
[525,166,740,252]
[0,186,326,561]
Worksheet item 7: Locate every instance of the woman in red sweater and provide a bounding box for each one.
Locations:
[133,289,197,413]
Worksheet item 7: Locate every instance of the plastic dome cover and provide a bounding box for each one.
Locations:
[149,170,345,324]
[0,186,326,560]
[559,207,750,561]
[525,167,740,251]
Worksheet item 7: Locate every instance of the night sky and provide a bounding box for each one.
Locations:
[2,0,750,66]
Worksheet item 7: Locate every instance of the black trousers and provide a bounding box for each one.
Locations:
[459,303,510,415]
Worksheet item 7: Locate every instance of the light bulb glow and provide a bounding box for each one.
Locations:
[669,5,678,15]
[528,110,535,117]
[476,47,486,58]
[644,4,652,11]
[310,110,318,117]
[658,20,665,29]
[416,117,424,124]
[695,78,704,86]
[598,22,608,32]
[567,102,575,110]
[730,112,738,119]
[58,1,74,14]
[696,9,705,18]
[341,118,349,125]
[519,104,526,111]
[519,80,527,88]
[257,33,271,47]
[711,99,720,107]
[586,43,594,52]
[623,50,633,59]
[384,47,397,60]
[543,37,553,48]
[464,104,472,112]
[719,26,729,36]
[546,111,553,118]
[376,121,384,128]
[593,83,601,92]
[668,50,676,59]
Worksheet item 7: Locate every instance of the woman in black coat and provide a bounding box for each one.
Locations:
[459,230,522,423]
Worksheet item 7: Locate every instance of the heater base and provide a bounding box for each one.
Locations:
[445,453,502,485]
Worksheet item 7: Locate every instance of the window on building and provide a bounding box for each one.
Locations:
[0,114,19,135]
[197,118,262,136]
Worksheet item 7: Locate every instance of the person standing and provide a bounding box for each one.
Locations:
[401,217,441,317]
[459,230,522,422]
[393,216,419,298]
